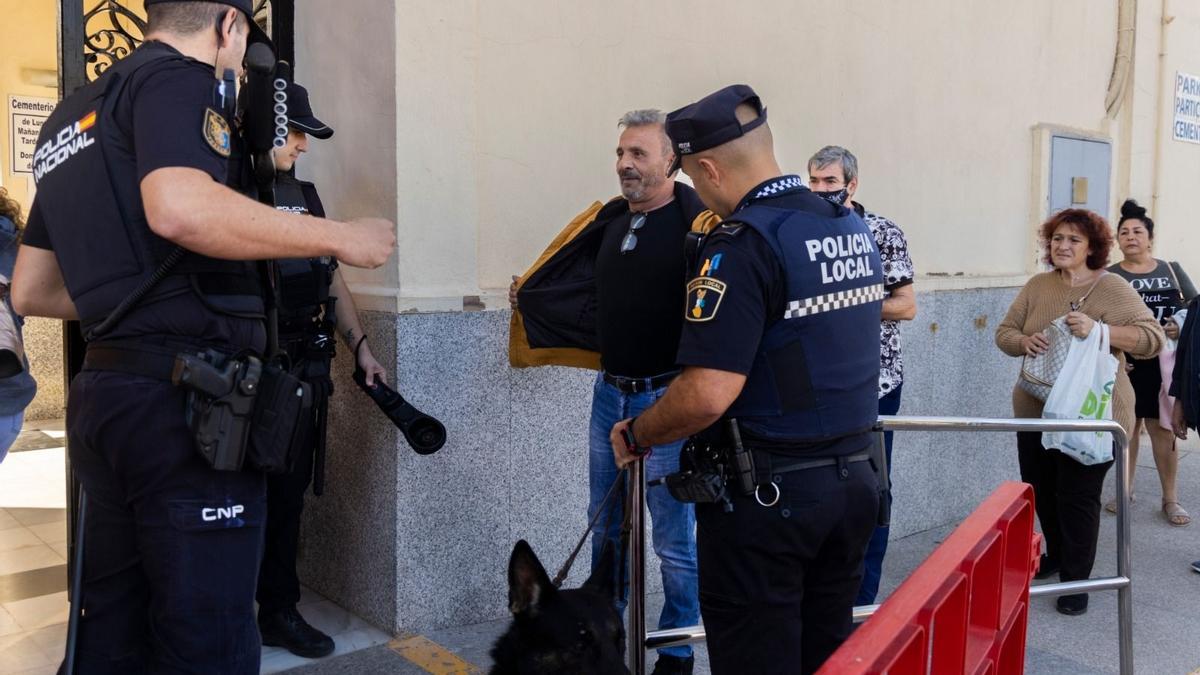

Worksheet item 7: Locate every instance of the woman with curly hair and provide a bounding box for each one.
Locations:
[996,208,1164,616]
[0,187,37,461]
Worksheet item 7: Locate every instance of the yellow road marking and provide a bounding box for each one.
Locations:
[388,634,482,675]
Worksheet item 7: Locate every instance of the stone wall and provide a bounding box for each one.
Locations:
[300,285,1026,634]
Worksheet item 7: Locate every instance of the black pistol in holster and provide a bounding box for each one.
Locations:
[173,350,262,471]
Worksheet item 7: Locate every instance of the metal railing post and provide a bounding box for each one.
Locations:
[627,458,647,675]
[627,416,1135,675]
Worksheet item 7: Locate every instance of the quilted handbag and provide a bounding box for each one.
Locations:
[1018,316,1073,401]
[1017,273,1109,401]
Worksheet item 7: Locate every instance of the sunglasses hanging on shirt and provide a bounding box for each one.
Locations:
[620,213,647,254]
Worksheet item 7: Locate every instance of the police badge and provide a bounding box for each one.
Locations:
[203,107,232,158]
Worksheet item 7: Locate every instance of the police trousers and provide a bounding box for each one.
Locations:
[696,458,878,675]
[65,370,266,674]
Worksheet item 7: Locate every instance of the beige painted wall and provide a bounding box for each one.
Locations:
[0,1,57,208]
[294,0,399,310]
[343,0,1131,309]
[1140,2,1200,278]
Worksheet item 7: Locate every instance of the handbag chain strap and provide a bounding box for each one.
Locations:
[1070,271,1108,312]
[1166,261,1187,305]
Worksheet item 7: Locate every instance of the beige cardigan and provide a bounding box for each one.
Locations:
[995,271,1165,438]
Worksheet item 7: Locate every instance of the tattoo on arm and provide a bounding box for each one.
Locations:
[345,328,356,345]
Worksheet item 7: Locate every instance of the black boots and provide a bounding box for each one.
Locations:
[259,606,336,658]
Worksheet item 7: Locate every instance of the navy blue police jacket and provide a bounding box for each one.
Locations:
[676,176,884,454]
[21,41,264,350]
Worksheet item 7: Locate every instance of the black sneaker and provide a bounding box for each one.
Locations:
[259,606,336,658]
[1192,560,1200,574]
[1055,593,1088,616]
[1034,554,1060,581]
[651,653,694,675]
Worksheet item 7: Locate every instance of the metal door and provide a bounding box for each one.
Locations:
[1048,135,1112,218]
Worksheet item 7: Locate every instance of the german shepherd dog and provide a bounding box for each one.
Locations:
[490,540,630,674]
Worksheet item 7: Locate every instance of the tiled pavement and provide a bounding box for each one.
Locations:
[0,421,389,675]
[5,418,1200,674]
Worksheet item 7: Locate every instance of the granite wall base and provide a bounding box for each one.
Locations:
[300,285,1027,633]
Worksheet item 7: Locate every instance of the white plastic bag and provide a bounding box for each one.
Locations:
[1041,323,1118,465]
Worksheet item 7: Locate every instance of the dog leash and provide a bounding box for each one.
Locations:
[553,466,628,589]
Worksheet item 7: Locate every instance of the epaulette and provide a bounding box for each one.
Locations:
[711,222,747,237]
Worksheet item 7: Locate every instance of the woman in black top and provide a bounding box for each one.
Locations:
[1107,199,1197,526]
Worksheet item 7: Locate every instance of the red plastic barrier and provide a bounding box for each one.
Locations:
[819,481,1041,675]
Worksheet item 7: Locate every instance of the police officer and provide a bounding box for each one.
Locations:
[608,85,883,675]
[257,81,388,658]
[10,1,394,672]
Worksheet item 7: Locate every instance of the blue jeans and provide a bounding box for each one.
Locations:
[589,372,699,659]
[856,383,902,606]
[0,411,22,463]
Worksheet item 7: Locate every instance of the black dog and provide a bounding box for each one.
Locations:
[490,540,630,675]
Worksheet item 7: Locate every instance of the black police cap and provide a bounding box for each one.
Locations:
[665,84,768,173]
[143,0,273,50]
[285,82,334,140]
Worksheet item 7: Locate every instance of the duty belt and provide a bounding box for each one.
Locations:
[82,340,234,382]
[602,370,679,394]
[755,451,872,477]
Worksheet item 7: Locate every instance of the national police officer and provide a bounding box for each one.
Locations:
[608,85,883,675]
[257,81,388,658]
[10,2,394,672]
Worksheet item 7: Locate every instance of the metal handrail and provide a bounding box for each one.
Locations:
[626,415,1134,675]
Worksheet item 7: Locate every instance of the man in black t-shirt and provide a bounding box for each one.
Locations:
[509,110,714,675]
[11,2,394,672]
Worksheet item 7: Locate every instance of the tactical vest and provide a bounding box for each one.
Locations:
[31,45,263,336]
[273,174,336,331]
[718,202,884,442]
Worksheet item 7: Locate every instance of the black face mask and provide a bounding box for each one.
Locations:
[814,188,850,206]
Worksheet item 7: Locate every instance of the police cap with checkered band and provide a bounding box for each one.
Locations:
[665,84,768,174]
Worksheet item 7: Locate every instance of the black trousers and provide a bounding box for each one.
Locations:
[1017,432,1113,582]
[256,367,328,615]
[696,459,878,675]
[65,370,266,674]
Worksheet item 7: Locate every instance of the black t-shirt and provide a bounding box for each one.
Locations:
[23,42,264,350]
[594,200,690,377]
[1107,259,1197,323]
[675,180,837,375]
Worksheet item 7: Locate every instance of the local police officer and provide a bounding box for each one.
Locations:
[609,85,883,675]
[257,81,388,658]
[10,2,393,672]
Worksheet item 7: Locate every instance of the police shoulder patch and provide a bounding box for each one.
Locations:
[203,107,231,157]
[686,276,727,322]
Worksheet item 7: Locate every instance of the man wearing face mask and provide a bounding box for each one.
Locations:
[508,110,718,675]
[10,1,395,672]
[807,145,916,608]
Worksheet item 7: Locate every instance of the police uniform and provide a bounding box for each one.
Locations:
[256,82,339,657]
[664,86,883,675]
[19,2,272,672]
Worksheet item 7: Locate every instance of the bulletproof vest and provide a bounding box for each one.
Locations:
[31,46,263,335]
[273,174,336,328]
[719,203,885,442]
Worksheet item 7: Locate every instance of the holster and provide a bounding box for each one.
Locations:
[172,349,263,472]
[871,430,891,527]
[172,349,312,474]
[247,357,313,474]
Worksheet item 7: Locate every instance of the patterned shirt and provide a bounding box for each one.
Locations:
[855,203,915,398]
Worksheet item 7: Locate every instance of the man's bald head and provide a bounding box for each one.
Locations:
[698,103,775,171]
